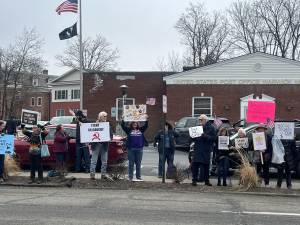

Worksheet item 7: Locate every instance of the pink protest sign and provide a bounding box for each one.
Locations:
[246,100,276,124]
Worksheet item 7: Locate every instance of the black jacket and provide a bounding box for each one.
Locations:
[154,129,178,154]
[121,120,148,148]
[191,122,217,164]
[282,139,297,170]
[215,136,232,162]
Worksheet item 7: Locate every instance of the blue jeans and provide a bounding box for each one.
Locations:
[75,141,90,172]
[158,149,174,177]
[90,143,109,174]
[128,148,143,179]
[218,157,230,183]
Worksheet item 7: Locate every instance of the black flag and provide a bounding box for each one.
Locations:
[59,23,77,40]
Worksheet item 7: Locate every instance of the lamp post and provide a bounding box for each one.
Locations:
[117,85,128,135]
[120,84,128,118]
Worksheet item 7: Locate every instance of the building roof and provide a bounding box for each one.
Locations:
[164,52,300,85]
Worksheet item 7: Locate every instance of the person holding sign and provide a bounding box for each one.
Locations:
[89,112,113,180]
[121,115,148,181]
[215,128,231,186]
[0,121,6,183]
[191,114,216,186]
[54,125,70,176]
[22,125,48,184]
[252,124,273,186]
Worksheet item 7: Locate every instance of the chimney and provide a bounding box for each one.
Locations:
[182,66,199,72]
[42,70,48,75]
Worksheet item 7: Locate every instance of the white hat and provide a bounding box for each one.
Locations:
[198,114,208,120]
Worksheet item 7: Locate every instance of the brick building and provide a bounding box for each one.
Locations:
[164,52,300,124]
[83,71,174,140]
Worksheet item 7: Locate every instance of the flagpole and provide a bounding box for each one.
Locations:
[79,0,84,110]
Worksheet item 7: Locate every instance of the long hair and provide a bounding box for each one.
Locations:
[130,122,140,130]
[165,121,173,130]
[56,124,62,133]
[218,127,228,136]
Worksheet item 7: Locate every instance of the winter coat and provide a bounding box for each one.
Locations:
[192,122,217,164]
[215,136,232,162]
[282,139,297,170]
[23,129,48,155]
[121,120,148,149]
[154,129,178,154]
[253,133,273,164]
[54,131,69,153]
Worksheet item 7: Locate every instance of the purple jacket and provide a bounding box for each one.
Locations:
[54,131,69,153]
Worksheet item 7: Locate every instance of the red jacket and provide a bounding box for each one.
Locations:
[54,131,69,153]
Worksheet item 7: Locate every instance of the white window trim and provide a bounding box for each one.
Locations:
[192,97,213,117]
[31,97,35,106]
[115,98,135,121]
[55,90,68,100]
[56,109,65,117]
[37,97,42,106]
[32,78,39,87]
[71,89,80,100]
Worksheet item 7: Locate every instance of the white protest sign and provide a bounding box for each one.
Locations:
[252,132,266,151]
[274,122,295,140]
[123,104,147,122]
[235,138,249,149]
[218,136,229,150]
[80,122,111,143]
[189,126,203,138]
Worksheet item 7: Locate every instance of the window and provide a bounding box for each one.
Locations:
[37,97,42,106]
[31,97,35,106]
[56,109,65,117]
[55,90,68,100]
[32,78,39,87]
[71,90,80,99]
[116,98,135,121]
[192,97,212,117]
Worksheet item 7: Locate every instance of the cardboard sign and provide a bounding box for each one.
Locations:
[252,132,266,151]
[235,138,249,149]
[218,136,229,150]
[123,104,147,122]
[21,109,40,125]
[80,122,111,143]
[274,122,295,140]
[246,100,275,124]
[0,135,14,154]
[189,126,203,138]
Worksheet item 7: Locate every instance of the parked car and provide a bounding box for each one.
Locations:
[49,116,76,125]
[14,124,127,170]
[174,116,231,149]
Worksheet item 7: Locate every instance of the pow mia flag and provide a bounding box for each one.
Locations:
[59,23,77,40]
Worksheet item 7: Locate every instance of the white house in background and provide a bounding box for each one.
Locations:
[48,69,81,118]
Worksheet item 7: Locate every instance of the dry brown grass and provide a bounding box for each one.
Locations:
[3,154,20,179]
[235,148,259,190]
[107,163,127,181]
[171,164,189,184]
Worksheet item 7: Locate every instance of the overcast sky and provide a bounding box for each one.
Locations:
[0,0,234,75]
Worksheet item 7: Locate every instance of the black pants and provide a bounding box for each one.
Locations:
[30,154,43,181]
[256,162,270,185]
[0,154,4,178]
[277,163,292,188]
[192,162,210,183]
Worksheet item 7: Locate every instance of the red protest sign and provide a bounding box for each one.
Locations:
[246,100,276,124]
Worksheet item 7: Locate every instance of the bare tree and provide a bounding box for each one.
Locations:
[175,3,232,67]
[0,28,45,119]
[56,34,119,71]
[156,51,183,72]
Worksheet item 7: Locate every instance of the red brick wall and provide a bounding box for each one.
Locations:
[50,102,80,118]
[83,72,169,140]
[166,84,300,123]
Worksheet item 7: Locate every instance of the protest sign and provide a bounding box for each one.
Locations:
[21,109,40,125]
[218,136,229,150]
[252,132,266,151]
[274,122,295,140]
[246,100,275,124]
[123,104,147,122]
[80,122,111,143]
[189,126,203,138]
[0,135,14,154]
[235,138,249,149]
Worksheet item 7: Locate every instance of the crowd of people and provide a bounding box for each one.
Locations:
[0,111,297,189]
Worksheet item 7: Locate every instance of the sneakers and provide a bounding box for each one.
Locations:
[101,174,113,181]
[0,178,4,183]
[205,182,212,186]
[90,173,95,180]
[192,181,197,186]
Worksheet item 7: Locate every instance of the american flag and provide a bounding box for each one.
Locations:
[214,115,223,128]
[56,0,78,15]
[266,118,275,129]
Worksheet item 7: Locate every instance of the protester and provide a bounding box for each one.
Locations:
[276,137,296,189]
[215,127,231,186]
[191,114,216,186]
[89,111,113,180]
[75,110,90,173]
[154,121,178,178]
[53,124,70,176]
[0,121,6,183]
[121,115,148,181]
[5,116,17,135]
[22,124,48,184]
[252,124,273,186]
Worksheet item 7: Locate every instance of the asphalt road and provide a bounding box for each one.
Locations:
[0,187,299,225]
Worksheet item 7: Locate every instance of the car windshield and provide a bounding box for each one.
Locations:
[175,118,188,128]
[50,117,74,125]
[45,127,76,140]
